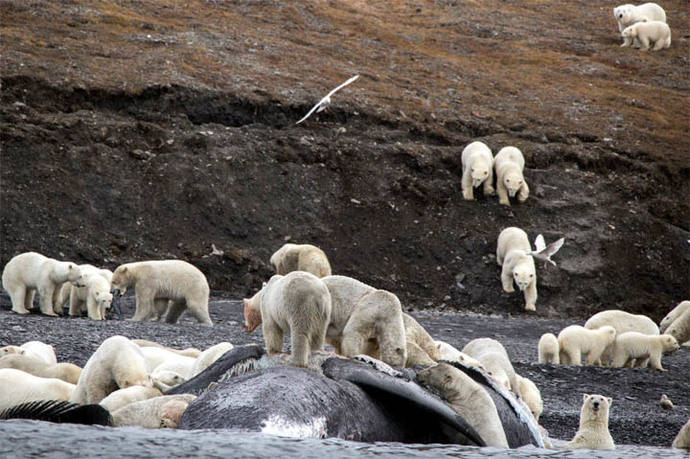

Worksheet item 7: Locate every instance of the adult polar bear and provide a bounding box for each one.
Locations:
[270,243,332,278]
[461,141,494,200]
[110,259,212,326]
[496,227,538,311]
[2,252,83,316]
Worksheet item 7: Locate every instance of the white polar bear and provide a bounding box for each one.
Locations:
[462,338,517,391]
[71,335,152,404]
[461,141,495,200]
[614,3,666,46]
[139,346,196,376]
[673,419,690,449]
[403,313,441,362]
[666,309,690,345]
[538,333,560,364]
[435,340,487,371]
[1,252,83,316]
[0,354,82,384]
[660,300,690,333]
[151,370,187,392]
[418,363,509,447]
[68,274,112,320]
[609,332,679,370]
[558,325,617,366]
[20,341,57,365]
[269,243,332,278]
[110,260,212,326]
[622,21,671,51]
[153,356,196,379]
[132,339,201,358]
[515,374,543,421]
[497,227,538,311]
[319,275,407,368]
[493,146,529,205]
[244,271,332,367]
[0,368,76,411]
[585,309,659,365]
[564,394,615,450]
[189,342,234,377]
[99,385,162,412]
[111,394,197,428]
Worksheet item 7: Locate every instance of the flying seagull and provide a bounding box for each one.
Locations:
[295,74,360,125]
[529,234,565,267]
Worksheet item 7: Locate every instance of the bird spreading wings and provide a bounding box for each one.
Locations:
[529,234,565,267]
[295,74,360,125]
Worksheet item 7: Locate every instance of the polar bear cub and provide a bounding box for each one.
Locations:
[614,3,666,45]
[558,325,617,366]
[69,274,113,320]
[538,333,560,364]
[2,252,83,316]
[435,340,487,371]
[515,374,543,421]
[585,309,659,366]
[0,354,82,384]
[622,21,671,51]
[461,141,494,200]
[270,243,332,278]
[493,146,529,205]
[564,394,615,450]
[609,332,679,370]
[244,271,332,367]
[497,227,537,311]
[111,260,212,326]
[0,368,76,411]
[418,363,509,447]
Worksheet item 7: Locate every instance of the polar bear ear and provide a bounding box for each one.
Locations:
[583,393,589,401]
[607,397,613,405]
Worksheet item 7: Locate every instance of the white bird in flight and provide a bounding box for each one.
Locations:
[529,234,565,267]
[295,74,360,125]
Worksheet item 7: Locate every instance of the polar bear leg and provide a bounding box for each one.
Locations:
[340,315,370,359]
[8,285,30,314]
[652,38,666,51]
[25,289,36,311]
[497,180,510,205]
[290,332,311,367]
[648,351,665,371]
[262,319,285,356]
[38,285,58,316]
[483,171,495,195]
[86,296,102,321]
[564,347,581,366]
[639,36,650,51]
[501,265,515,293]
[518,182,529,202]
[461,168,474,200]
[68,287,81,316]
[185,300,213,327]
[309,320,327,352]
[523,281,537,311]
[131,290,155,321]
[150,299,169,321]
[164,300,187,324]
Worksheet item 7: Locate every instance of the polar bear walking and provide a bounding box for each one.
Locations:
[461,141,494,200]
[609,332,679,370]
[496,227,538,311]
[614,3,666,46]
[2,252,83,316]
[110,260,212,326]
[244,271,332,367]
[493,146,529,205]
[622,21,671,51]
[564,394,615,450]
[558,325,617,366]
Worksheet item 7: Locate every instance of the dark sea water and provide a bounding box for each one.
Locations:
[0,420,684,459]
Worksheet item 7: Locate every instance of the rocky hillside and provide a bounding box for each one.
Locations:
[1,0,688,319]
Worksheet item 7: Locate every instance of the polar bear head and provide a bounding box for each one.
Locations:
[417,362,459,392]
[580,394,612,423]
[159,399,191,428]
[471,161,491,188]
[614,4,634,22]
[0,345,24,357]
[243,290,263,333]
[57,262,84,285]
[111,265,134,295]
[621,24,639,40]
[503,169,525,198]
[512,257,535,291]
[95,290,114,312]
[660,334,680,353]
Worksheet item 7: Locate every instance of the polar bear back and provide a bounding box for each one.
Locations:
[270,243,332,278]
[0,368,76,411]
[496,227,531,265]
[20,341,57,366]
[461,141,493,170]
[140,346,194,373]
[2,252,80,288]
[99,385,162,412]
[112,260,209,300]
[493,146,525,171]
[462,338,516,390]
[260,271,331,332]
[585,310,659,336]
[660,300,690,333]
[611,332,677,360]
[322,275,376,336]
[189,342,234,377]
[538,333,560,364]
[665,309,690,344]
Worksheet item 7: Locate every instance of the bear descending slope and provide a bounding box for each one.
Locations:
[269,243,332,278]
[461,141,494,200]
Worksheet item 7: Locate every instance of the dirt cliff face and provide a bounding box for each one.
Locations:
[1,0,688,320]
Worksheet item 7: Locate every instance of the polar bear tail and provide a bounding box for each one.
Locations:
[0,399,113,426]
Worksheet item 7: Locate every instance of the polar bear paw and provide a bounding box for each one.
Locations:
[525,303,536,311]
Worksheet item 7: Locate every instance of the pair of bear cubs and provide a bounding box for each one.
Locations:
[461,142,529,205]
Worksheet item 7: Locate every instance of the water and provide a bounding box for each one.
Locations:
[0,420,683,459]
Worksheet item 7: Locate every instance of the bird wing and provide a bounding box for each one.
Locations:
[543,237,565,257]
[295,99,327,125]
[326,74,360,98]
[528,237,565,266]
[534,234,546,252]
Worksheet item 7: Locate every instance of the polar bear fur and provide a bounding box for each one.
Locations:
[661,301,690,333]
[558,325,617,366]
[564,394,615,450]
[320,275,407,368]
[515,374,543,421]
[418,363,508,447]
[462,337,517,391]
[269,243,332,278]
[435,340,487,371]
[189,342,234,377]
[497,227,537,311]
[20,341,57,365]
[139,346,196,376]
[673,419,690,449]
[622,21,671,51]
[666,309,690,346]
[493,146,529,205]
[0,368,76,411]
[99,385,162,412]
[68,274,112,320]
[111,394,197,428]
[461,141,495,200]
[538,333,560,364]
[71,335,152,404]
[110,260,212,326]
[1,252,83,316]
[153,356,196,379]
[0,354,82,384]
[614,3,666,46]
[609,332,679,370]
[151,370,187,392]
[403,313,441,361]
[585,309,659,365]
[131,339,201,358]
[244,271,331,367]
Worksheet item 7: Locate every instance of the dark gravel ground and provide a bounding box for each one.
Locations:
[1,291,687,448]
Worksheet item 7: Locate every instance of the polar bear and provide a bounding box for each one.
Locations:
[153,356,196,379]
[609,332,679,370]
[403,313,441,361]
[20,341,57,365]
[0,368,76,411]
[622,21,671,51]
[320,275,407,367]
[673,419,690,449]
[1,252,83,316]
[661,301,690,333]
[558,325,617,366]
[462,338,517,391]
[151,370,187,392]
[244,271,332,367]
[496,227,537,311]
[99,385,162,412]
[461,141,494,200]
[0,354,82,384]
[110,260,212,326]
[666,309,690,345]
[585,309,659,365]
[68,274,112,320]
[614,3,666,45]
[418,363,509,447]
[139,346,196,376]
[493,146,529,205]
[71,335,152,404]
[269,243,332,278]
[515,374,543,421]
[111,394,197,428]
[564,394,615,450]
[189,342,234,377]
[538,333,560,364]
[435,340,487,371]
[132,339,201,358]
